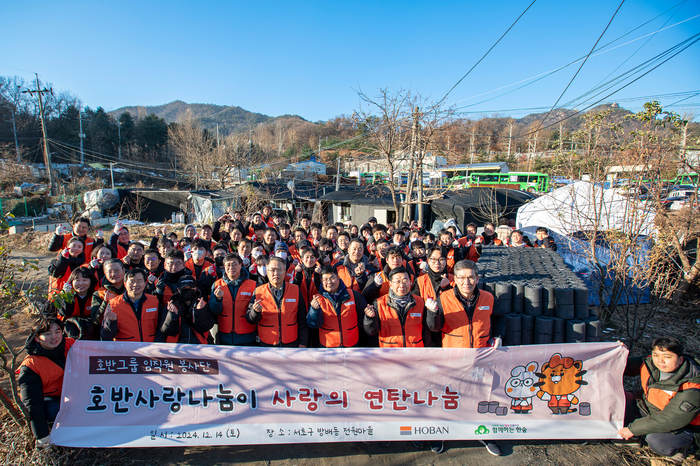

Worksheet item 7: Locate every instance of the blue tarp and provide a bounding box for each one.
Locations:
[552,230,652,306]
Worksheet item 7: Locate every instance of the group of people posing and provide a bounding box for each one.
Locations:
[18,206,698,462]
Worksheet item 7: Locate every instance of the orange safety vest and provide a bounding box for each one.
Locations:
[407,260,428,278]
[256,283,300,346]
[20,338,75,398]
[336,265,360,291]
[298,273,318,307]
[467,244,480,262]
[115,243,128,260]
[286,264,297,284]
[288,245,300,262]
[375,271,391,298]
[59,233,96,259]
[185,258,213,280]
[640,363,700,426]
[59,295,92,320]
[157,280,178,307]
[108,294,160,342]
[446,249,455,273]
[440,290,494,348]
[215,278,257,335]
[416,273,454,300]
[95,285,121,309]
[318,292,360,348]
[376,294,425,348]
[49,265,74,294]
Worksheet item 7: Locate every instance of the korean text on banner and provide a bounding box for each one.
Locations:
[51,342,627,447]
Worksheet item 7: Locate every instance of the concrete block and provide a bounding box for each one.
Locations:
[9,226,25,235]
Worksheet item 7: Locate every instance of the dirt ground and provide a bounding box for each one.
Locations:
[1,245,698,466]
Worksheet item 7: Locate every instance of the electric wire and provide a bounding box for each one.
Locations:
[535,0,626,131]
[437,0,537,106]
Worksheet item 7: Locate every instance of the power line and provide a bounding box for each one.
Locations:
[516,32,700,139]
[437,0,537,106]
[587,1,687,94]
[558,33,700,113]
[451,11,700,112]
[535,0,626,132]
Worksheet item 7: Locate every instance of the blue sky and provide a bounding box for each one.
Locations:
[1,0,698,121]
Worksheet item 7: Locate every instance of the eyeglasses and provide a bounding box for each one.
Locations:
[391,279,411,286]
[145,257,159,262]
[428,258,446,264]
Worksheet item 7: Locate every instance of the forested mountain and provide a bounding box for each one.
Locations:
[110,100,308,136]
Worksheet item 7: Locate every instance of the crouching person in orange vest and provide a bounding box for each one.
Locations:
[209,253,258,346]
[18,317,74,448]
[100,269,164,342]
[160,275,215,344]
[307,265,369,348]
[618,337,700,463]
[246,257,308,347]
[363,266,432,348]
[425,259,505,456]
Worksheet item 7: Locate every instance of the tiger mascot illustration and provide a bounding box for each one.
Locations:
[534,353,588,414]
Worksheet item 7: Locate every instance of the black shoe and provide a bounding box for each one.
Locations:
[611,437,642,449]
[378,441,391,448]
[479,440,501,456]
[411,441,425,449]
[431,440,444,454]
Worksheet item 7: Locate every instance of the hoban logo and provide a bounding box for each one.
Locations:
[400,426,450,435]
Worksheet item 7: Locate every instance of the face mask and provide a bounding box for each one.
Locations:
[181,289,196,302]
[215,256,224,267]
[252,250,263,259]
[193,250,205,260]
[275,251,287,260]
[258,265,267,276]
[183,245,191,253]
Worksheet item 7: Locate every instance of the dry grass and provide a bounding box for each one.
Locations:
[0,415,156,466]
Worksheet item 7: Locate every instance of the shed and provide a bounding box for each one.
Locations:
[118,189,190,223]
[317,186,400,225]
[430,188,536,231]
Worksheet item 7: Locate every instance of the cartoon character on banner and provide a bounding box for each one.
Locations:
[504,361,539,414]
[534,353,589,415]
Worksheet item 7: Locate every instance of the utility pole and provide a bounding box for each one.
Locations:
[335,157,340,191]
[318,137,322,162]
[117,119,122,159]
[216,124,221,156]
[10,85,21,162]
[447,133,450,161]
[248,127,252,165]
[679,118,688,162]
[413,107,426,228]
[23,74,57,196]
[79,109,86,166]
[507,122,513,159]
[469,127,476,164]
[10,108,21,162]
[110,162,115,189]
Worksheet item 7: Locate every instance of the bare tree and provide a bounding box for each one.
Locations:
[354,87,412,220]
[168,110,214,189]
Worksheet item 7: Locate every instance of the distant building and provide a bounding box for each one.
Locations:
[279,159,327,181]
[341,152,447,173]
